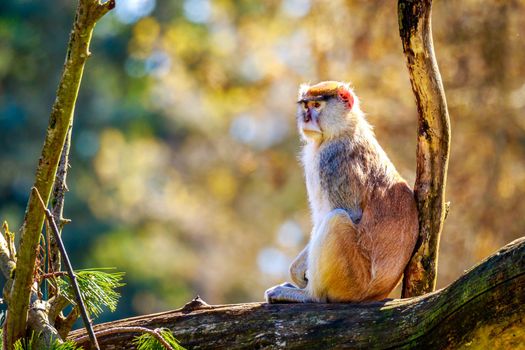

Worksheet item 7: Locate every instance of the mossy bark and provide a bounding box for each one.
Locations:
[3,1,114,348]
[398,0,451,298]
[71,238,525,349]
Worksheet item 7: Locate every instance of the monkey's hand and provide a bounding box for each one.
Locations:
[265,282,312,303]
[289,246,309,288]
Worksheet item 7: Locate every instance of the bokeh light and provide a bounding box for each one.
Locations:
[115,0,156,24]
[1,0,524,323]
[183,0,212,24]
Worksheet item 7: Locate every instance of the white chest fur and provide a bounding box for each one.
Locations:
[302,142,331,231]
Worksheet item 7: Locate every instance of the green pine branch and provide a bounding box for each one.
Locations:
[133,329,186,350]
[74,326,186,350]
[13,333,81,350]
[55,269,125,318]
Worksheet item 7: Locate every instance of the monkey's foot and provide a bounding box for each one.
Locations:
[265,282,313,304]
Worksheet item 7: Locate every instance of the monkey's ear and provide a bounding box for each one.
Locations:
[337,86,354,109]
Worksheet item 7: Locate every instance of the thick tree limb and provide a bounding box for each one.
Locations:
[4,1,114,348]
[398,0,451,297]
[71,238,525,349]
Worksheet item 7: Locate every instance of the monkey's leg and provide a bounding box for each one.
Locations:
[289,246,309,288]
[307,209,372,302]
[265,282,315,303]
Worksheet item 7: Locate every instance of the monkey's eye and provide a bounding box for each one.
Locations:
[313,101,321,109]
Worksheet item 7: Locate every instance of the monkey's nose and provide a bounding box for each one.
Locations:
[304,111,311,123]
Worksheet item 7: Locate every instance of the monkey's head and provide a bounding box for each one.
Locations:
[297,81,361,142]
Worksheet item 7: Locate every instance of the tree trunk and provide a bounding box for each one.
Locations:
[70,237,525,349]
[398,0,451,298]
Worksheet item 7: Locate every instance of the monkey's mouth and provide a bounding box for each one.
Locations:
[302,123,322,139]
[302,129,322,137]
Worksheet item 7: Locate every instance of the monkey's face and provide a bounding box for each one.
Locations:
[297,99,325,142]
[297,82,357,143]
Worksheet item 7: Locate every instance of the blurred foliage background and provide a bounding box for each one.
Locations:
[1,0,524,323]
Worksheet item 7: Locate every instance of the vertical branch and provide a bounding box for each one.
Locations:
[49,125,73,296]
[4,0,115,348]
[398,0,451,297]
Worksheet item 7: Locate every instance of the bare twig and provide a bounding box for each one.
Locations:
[46,126,72,328]
[74,327,175,350]
[41,271,69,281]
[89,0,116,24]
[33,188,100,350]
[3,221,16,261]
[49,126,73,283]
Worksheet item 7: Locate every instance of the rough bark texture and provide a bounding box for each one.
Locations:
[3,1,114,348]
[70,237,525,349]
[398,0,451,298]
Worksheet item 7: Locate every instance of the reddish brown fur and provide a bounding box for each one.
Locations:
[304,81,341,98]
[359,181,419,299]
[308,172,418,302]
[314,213,372,301]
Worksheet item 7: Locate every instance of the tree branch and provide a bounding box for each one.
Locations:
[4,0,114,347]
[70,238,525,349]
[34,188,100,350]
[47,294,71,329]
[49,126,73,283]
[26,300,61,348]
[0,223,15,281]
[398,0,451,297]
[56,307,80,340]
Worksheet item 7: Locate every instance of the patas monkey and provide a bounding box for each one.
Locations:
[265,81,418,303]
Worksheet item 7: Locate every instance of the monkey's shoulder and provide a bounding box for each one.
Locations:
[319,139,351,163]
[318,138,374,172]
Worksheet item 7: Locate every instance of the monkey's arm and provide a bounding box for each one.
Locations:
[290,246,308,288]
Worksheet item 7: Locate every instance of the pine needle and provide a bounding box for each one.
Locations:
[133,328,186,350]
[57,268,125,318]
[13,334,81,350]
